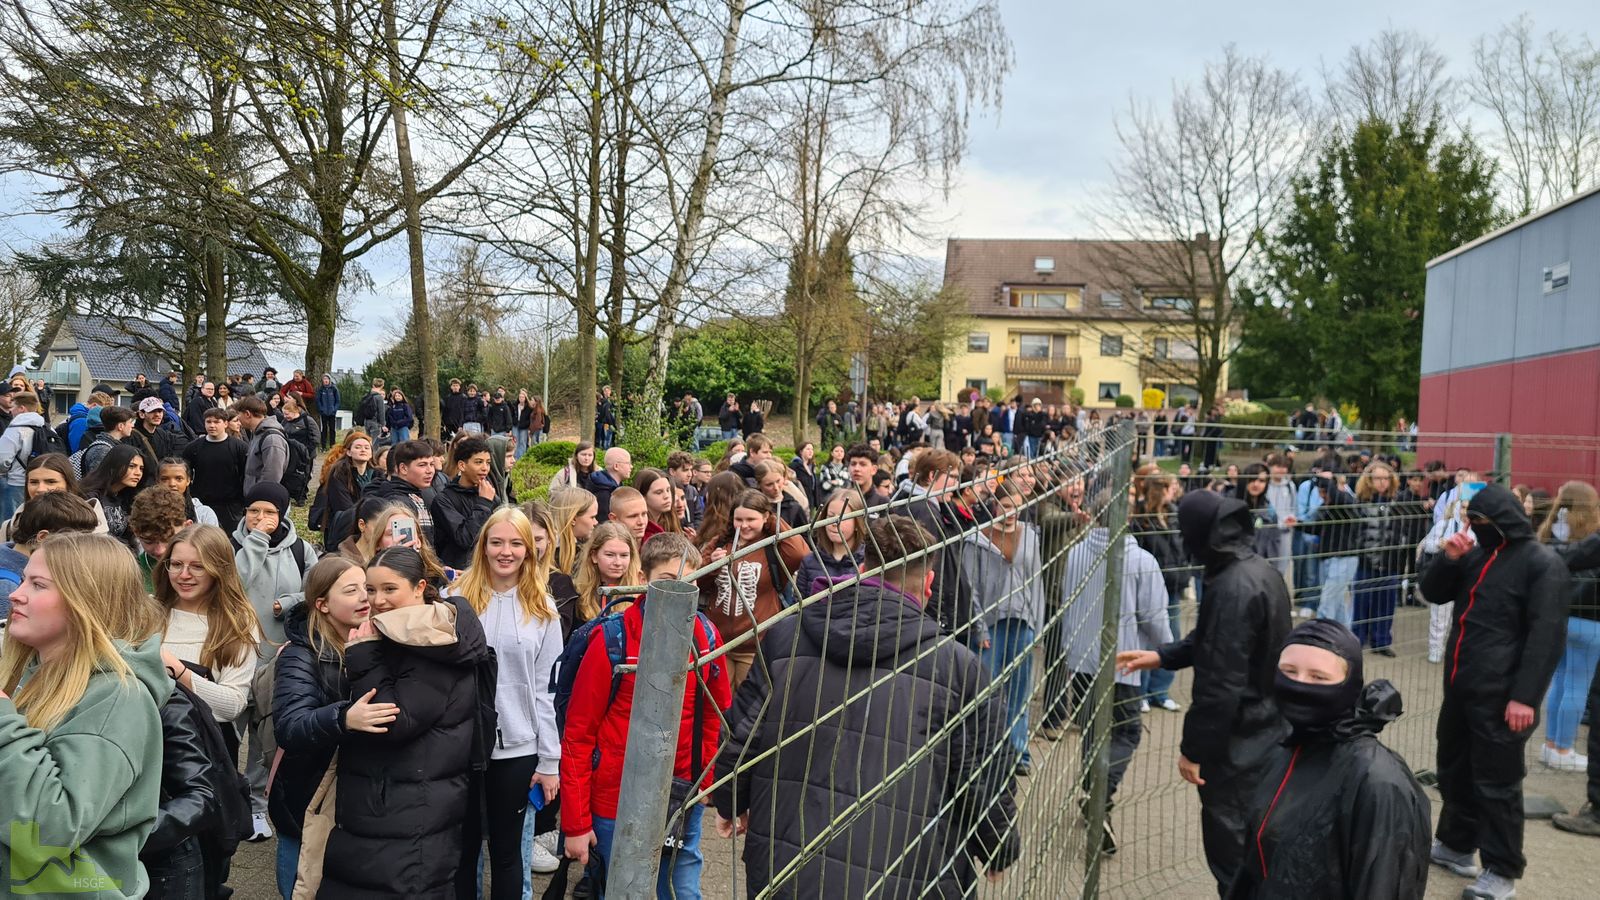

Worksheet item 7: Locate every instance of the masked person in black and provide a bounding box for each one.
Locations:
[1421,482,1569,900]
[1225,619,1430,899]
[1119,490,1291,895]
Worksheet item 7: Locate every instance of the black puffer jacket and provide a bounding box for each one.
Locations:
[712,578,1019,897]
[1157,491,1291,772]
[270,603,351,840]
[319,596,492,899]
[895,486,985,649]
[1132,507,1186,600]
[1304,482,1362,556]
[427,479,495,569]
[1225,681,1431,899]
[1353,493,1404,574]
[1419,483,1569,706]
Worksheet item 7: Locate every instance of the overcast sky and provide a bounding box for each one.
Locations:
[3,1,1587,370]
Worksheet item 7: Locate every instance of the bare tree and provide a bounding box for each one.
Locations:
[1324,29,1453,129]
[0,260,53,369]
[1470,17,1600,215]
[1094,45,1316,412]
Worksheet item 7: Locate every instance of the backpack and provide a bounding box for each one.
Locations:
[283,431,313,478]
[550,597,720,735]
[355,392,379,424]
[2,423,68,476]
[170,678,253,859]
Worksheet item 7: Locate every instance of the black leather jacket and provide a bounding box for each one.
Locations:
[142,688,218,857]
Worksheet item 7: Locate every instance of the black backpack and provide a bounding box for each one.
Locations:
[355,392,379,424]
[170,678,253,858]
[3,422,68,474]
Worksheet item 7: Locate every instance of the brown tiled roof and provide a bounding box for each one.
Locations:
[942,237,1204,319]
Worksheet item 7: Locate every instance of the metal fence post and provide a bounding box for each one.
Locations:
[606,578,700,898]
[1494,433,1513,485]
[1083,421,1132,899]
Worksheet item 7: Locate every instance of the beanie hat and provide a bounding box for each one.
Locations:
[244,482,291,516]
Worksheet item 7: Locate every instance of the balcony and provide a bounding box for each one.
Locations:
[1140,355,1200,380]
[1005,355,1081,378]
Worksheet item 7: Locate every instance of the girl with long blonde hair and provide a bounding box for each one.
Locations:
[1540,480,1600,768]
[572,522,641,622]
[523,500,581,641]
[0,533,169,894]
[549,487,600,576]
[452,507,565,897]
[153,524,264,723]
[355,502,447,584]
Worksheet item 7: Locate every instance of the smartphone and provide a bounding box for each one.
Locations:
[389,517,418,545]
[1459,481,1486,503]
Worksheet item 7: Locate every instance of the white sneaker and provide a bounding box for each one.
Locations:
[1138,700,1151,713]
[1428,649,1443,664]
[1295,607,1314,619]
[248,812,273,843]
[1541,744,1589,771]
[1159,698,1182,712]
[530,830,560,874]
[1462,869,1516,899]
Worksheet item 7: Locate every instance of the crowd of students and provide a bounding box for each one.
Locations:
[6,366,1600,900]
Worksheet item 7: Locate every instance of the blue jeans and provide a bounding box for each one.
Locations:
[1351,566,1399,649]
[392,426,411,444]
[276,834,300,899]
[146,835,205,900]
[1023,435,1040,458]
[1319,556,1358,627]
[1143,588,1182,702]
[722,428,738,442]
[514,428,530,458]
[590,810,704,899]
[981,618,1036,765]
[1546,616,1600,748]
[0,482,23,522]
[1292,532,1323,609]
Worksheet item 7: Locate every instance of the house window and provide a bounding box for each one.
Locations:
[967,332,990,353]
[1009,290,1069,310]
[1034,256,1055,273]
[1098,382,1121,402]
[1018,334,1053,359]
[1149,295,1194,312]
[965,378,988,395]
[1100,291,1123,308]
[1100,335,1123,356]
[1153,338,1170,359]
[50,355,80,385]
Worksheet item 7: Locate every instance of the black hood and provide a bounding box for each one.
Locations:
[1177,490,1255,567]
[1467,482,1534,543]
[800,579,943,668]
[1336,679,1404,740]
[283,601,314,646]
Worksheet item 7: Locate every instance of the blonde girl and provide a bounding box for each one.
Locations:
[356,503,447,584]
[0,533,167,895]
[154,524,263,722]
[454,508,564,898]
[549,487,601,577]
[572,522,641,622]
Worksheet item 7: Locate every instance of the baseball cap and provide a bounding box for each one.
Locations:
[138,397,165,413]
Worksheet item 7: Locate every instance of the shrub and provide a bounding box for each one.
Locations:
[1068,386,1086,406]
[1114,394,1135,408]
[984,386,1005,404]
[1222,409,1290,451]
[699,440,731,463]
[526,440,577,466]
[1141,388,1166,410]
[510,452,564,502]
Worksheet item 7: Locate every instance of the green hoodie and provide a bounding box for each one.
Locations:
[0,637,169,898]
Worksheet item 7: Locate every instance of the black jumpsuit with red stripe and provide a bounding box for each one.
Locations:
[1418,483,1569,880]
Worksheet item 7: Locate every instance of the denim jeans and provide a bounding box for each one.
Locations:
[590,810,704,899]
[392,426,412,444]
[146,835,205,900]
[276,834,300,899]
[1292,532,1323,610]
[0,482,23,522]
[514,428,530,458]
[1319,556,1358,627]
[1546,616,1600,748]
[722,428,738,442]
[981,618,1036,766]
[1351,566,1399,649]
[1143,588,1182,702]
[1023,435,1040,458]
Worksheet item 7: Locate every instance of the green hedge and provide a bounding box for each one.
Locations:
[526,441,577,465]
[1222,410,1290,451]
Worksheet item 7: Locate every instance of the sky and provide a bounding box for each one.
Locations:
[2,1,1589,371]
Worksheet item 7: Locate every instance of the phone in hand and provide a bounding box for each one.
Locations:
[390,517,418,546]
[1459,481,1486,503]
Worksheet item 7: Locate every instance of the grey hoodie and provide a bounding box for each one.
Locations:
[0,410,46,485]
[233,517,317,646]
[244,415,290,491]
[1061,528,1173,685]
[474,587,564,770]
[962,522,1045,633]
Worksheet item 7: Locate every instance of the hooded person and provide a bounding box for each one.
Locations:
[1420,481,1569,899]
[232,481,318,647]
[1118,489,1292,895]
[1224,619,1431,899]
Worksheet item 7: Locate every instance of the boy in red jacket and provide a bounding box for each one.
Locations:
[561,533,731,898]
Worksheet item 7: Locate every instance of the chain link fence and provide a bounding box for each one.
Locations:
[594,423,1595,899]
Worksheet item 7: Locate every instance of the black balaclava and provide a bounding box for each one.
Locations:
[1274,619,1364,740]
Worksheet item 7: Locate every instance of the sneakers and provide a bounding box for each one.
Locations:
[1540,744,1589,771]
[1462,870,1516,899]
[1553,803,1600,837]
[1039,725,1065,742]
[530,830,561,874]
[248,812,273,843]
[1430,840,1481,878]
[1158,698,1182,712]
[1015,760,1033,778]
[1138,700,1151,713]
[1428,649,1444,664]
[1295,607,1315,619]
[1099,816,1118,856]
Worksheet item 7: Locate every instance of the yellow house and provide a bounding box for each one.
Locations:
[939,237,1227,407]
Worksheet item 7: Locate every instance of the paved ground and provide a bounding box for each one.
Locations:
[229,599,1598,898]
